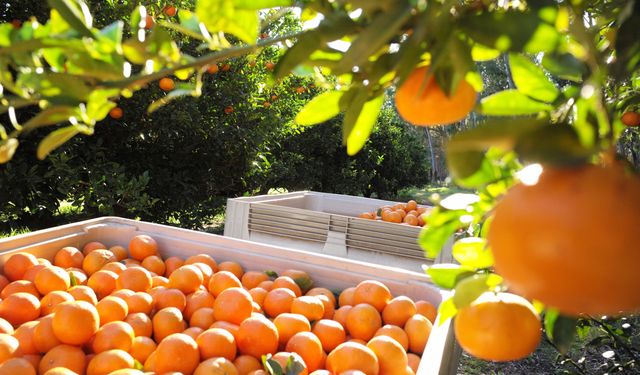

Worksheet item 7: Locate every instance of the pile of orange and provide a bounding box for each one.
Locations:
[0,235,438,375]
[358,200,430,227]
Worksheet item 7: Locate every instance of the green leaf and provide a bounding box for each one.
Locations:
[47,0,94,38]
[295,91,344,126]
[419,219,459,258]
[446,117,546,154]
[452,274,503,309]
[346,95,384,156]
[452,237,493,269]
[234,0,292,8]
[425,264,475,289]
[293,277,314,294]
[69,271,79,286]
[196,0,259,45]
[23,107,78,131]
[148,89,197,113]
[509,54,558,103]
[514,125,593,165]
[0,139,19,164]
[446,150,485,180]
[541,53,585,82]
[471,44,500,61]
[284,353,306,375]
[264,270,278,279]
[37,126,80,160]
[479,90,553,116]
[263,355,284,375]
[0,24,12,47]
[17,72,91,105]
[544,310,577,354]
[437,297,457,325]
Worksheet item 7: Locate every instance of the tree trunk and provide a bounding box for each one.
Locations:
[424,128,439,181]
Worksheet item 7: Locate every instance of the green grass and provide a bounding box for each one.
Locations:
[395,183,474,204]
[0,227,30,239]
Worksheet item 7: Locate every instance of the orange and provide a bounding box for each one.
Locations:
[152,307,186,342]
[39,344,85,375]
[0,276,8,292]
[108,246,128,261]
[224,106,234,114]
[68,285,98,305]
[382,211,401,223]
[143,349,156,372]
[153,288,186,311]
[168,265,203,294]
[339,287,355,307]
[0,334,20,364]
[210,321,240,340]
[189,307,215,329]
[0,357,35,375]
[406,353,420,373]
[86,349,134,375]
[34,315,61,353]
[122,259,140,268]
[110,289,135,300]
[159,77,175,91]
[87,270,118,299]
[184,326,205,340]
[1,280,40,298]
[34,266,70,295]
[248,288,267,308]
[346,304,382,342]
[52,301,99,345]
[96,296,128,325]
[53,247,84,269]
[403,215,419,226]
[414,301,437,323]
[353,281,392,313]
[141,255,165,276]
[233,355,262,375]
[130,336,156,363]
[271,352,308,375]
[326,342,379,375]
[263,288,296,318]
[3,253,38,281]
[155,333,199,374]
[207,64,219,74]
[272,276,302,297]
[306,288,337,308]
[284,332,324,371]
[395,65,477,126]
[13,321,38,355]
[454,292,541,361]
[92,321,135,353]
[190,263,213,285]
[291,296,325,321]
[213,287,253,325]
[164,5,177,16]
[382,296,416,327]
[0,293,41,326]
[312,319,346,352]
[273,313,311,346]
[194,357,239,375]
[128,235,158,261]
[281,269,313,293]
[374,325,409,352]
[403,314,432,355]
[333,306,352,327]
[82,250,116,276]
[42,368,78,375]
[124,312,153,337]
[21,355,41,371]
[621,111,640,126]
[488,164,640,316]
[366,336,408,375]
[309,371,331,375]
[184,290,215,319]
[196,327,237,360]
[265,61,275,71]
[185,254,219,273]
[152,275,169,288]
[218,261,244,279]
[40,291,74,315]
[67,268,87,286]
[241,271,269,289]
[116,267,152,292]
[208,271,242,297]
[164,256,184,277]
[101,262,125,275]
[124,292,153,315]
[237,316,278,358]
[405,200,418,212]
[82,242,106,255]
[0,319,10,335]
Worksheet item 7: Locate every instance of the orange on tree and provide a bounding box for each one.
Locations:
[395,66,477,126]
[207,64,219,74]
[164,5,177,16]
[454,292,541,362]
[224,105,235,114]
[109,107,123,119]
[159,77,175,91]
[265,61,275,71]
[221,63,232,71]
[144,16,154,29]
[621,111,640,126]
[488,163,640,316]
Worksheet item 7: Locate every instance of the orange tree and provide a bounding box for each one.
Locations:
[1,0,640,370]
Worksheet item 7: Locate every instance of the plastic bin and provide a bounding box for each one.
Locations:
[225,191,453,271]
[0,217,460,375]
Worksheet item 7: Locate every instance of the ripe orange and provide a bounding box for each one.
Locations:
[218,261,244,279]
[272,276,302,297]
[248,287,268,308]
[339,287,356,307]
[353,281,392,312]
[41,368,78,375]
[168,265,203,294]
[108,246,128,261]
[194,357,239,375]
[164,256,184,277]
[0,357,35,375]
[312,319,346,352]
[96,296,128,325]
[265,61,275,71]
[208,270,242,297]
[13,321,38,355]
[184,326,205,340]
[0,334,21,364]
[241,271,269,289]
[164,5,177,16]
[1,280,40,299]
[53,247,84,269]
[284,332,324,372]
[274,313,311,346]
[82,242,106,255]
[333,306,352,327]
[291,296,325,321]
[221,63,231,72]
[129,336,156,364]
[382,296,416,327]
[184,290,215,319]
[189,307,215,329]
[124,292,153,315]
[82,250,116,275]
[404,314,432,355]
[34,314,62,353]
[224,106,234,114]
[488,164,640,316]
[109,107,123,119]
[367,336,408,375]
[0,319,10,335]
[196,327,237,360]
[86,349,134,375]
[395,66,477,126]
[40,291,74,315]
[124,312,153,337]
[326,342,379,375]
[207,64,219,74]
[4,253,38,281]
[152,307,186,342]
[234,355,262,375]
[128,235,158,261]
[263,288,296,318]
[237,316,278,357]
[263,101,271,108]
[0,293,41,326]
[52,301,99,345]
[346,304,382,341]
[454,292,541,361]
[185,254,219,273]
[101,262,125,275]
[67,285,98,305]
[144,16,154,30]
[153,288,186,311]
[155,333,199,374]
[39,344,85,375]
[407,353,420,373]
[213,287,253,325]
[116,266,152,292]
[140,255,165,275]
[159,77,175,91]
[92,321,135,353]
[414,301,437,323]
[621,111,640,126]
[87,270,117,299]
[374,325,409,352]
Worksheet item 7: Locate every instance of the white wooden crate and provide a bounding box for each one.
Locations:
[225,191,453,271]
[0,217,460,375]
